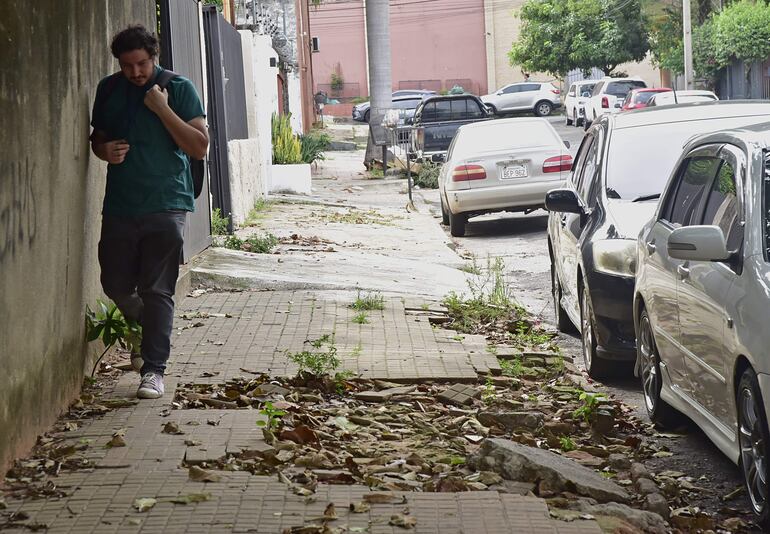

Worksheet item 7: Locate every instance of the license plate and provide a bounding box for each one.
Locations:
[502,164,527,179]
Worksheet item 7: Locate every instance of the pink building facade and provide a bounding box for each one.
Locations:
[310,0,488,103]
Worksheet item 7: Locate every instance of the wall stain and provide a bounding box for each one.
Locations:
[0,159,38,263]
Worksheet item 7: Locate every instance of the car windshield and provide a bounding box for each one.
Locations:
[606,115,770,199]
[635,91,661,104]
[392,99,421,110]
[581,83,596,95]
[606,81,646,97]
[454,121,559,157]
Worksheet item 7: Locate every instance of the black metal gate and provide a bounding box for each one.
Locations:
[157,0,211,261]
[202,5,249,232]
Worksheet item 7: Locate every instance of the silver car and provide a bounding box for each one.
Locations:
[480,82,562,117]
[439,117,572,237]
[634,122,770,528]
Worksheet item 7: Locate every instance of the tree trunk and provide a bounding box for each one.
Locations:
[363,0,392,169]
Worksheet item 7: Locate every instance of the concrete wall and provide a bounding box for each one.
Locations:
[310,0,488,97]
[288,72,303,134]
[227,139,265,225]
[248,34,281,196]
[0,1,157,473]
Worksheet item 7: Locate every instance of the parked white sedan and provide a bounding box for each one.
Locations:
[439,118,572,237]
[634,123,770,528]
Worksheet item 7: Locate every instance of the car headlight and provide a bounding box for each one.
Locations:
[592,239,637,278]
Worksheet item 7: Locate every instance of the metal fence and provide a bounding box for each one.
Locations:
[399,79,442,92]
[157,0,211,261]
[317,82,361,100]
[444,78,477,95]
[203,6,249,232]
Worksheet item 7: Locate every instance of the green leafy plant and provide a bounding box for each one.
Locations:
[222,233,278,253]
[481,378,497,405]
[330,70,344,92]
[351,291,385,311]
[288,334,340,377]
[243,199,274,227]
[500,358,524,378]
[350,342,363,357]
[573,391,607,422]
[211,208,229,236]
[85,300,142,376]
[413,161,441,189]
[257,401,286,431]
[559,436,576,452]
[352,311,369,325]
[299,130,331,164]
[272,113,302,164]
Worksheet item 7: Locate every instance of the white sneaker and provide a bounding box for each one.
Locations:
[137,373,164,399]
[131,353,144,373]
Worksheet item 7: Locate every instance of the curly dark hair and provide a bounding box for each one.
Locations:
[110,25,159,59]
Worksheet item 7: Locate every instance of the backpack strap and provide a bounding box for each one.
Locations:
[155,69,179,89]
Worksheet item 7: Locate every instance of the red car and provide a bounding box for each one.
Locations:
[621,88,671,111]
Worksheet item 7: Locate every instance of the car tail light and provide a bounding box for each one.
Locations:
[601,96,609,108]
[551,89,560,95]
[452,164,486,182]
[543,155,573,173]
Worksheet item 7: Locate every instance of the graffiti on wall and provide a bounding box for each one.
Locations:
[0,159,38,263]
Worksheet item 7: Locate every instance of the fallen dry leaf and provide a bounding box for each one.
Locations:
[162,422,185,435]
[280,425,319,444]
[349,501,370,513]
[188,466,221,482]
[170,492,211,505]
[389,514,417,529]
[133,498,157,512]
[363,493,407,504]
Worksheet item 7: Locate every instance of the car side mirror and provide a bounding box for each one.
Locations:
[545,188,583,214]
[563,140,570,149]
[667,225,730,261]
[496,91,503,96]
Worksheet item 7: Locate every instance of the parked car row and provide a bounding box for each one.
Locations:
[428,94,770,526]
[543,101,770,528]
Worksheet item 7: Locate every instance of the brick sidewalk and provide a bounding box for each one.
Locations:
[2,287,602,533]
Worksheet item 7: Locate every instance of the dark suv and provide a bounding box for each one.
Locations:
[411,94,491,159]
[545,102,770,378]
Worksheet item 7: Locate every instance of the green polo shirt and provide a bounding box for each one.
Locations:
[91,66,205,216]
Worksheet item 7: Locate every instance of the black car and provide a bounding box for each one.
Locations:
[411,94,492,159]
[352,90,436,122]
[545,102,770,378]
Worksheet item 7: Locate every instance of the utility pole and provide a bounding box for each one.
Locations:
[683,0,695,89]
[363,0,392,169]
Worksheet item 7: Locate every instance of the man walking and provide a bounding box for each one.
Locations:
[90,25,208,399]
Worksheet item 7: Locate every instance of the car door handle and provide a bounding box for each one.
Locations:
[645,241,656,255]
[560,215,567,228]
[677,265,690,279]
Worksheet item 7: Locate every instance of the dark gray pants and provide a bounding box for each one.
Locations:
[98,211,186,376]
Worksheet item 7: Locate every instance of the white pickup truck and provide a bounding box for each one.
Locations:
[583,77,647,129]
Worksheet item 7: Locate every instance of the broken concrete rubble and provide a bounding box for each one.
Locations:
[471,438,630,504]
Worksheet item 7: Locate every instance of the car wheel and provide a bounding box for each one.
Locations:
[738,367,770,529]
[638,307,680,427]
[449,211,467,237]
[534,101,553,117]
[486,104,498,116]
[573,110,579,127]
[579,284,611,379]
[364,109,370,123]
[565,111,573,126]
[440,196,450,226]
[551,260,574,333]
[583,118,591,131]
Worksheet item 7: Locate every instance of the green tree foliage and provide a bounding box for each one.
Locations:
[712,0,770,66]
[509,0,650,77]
